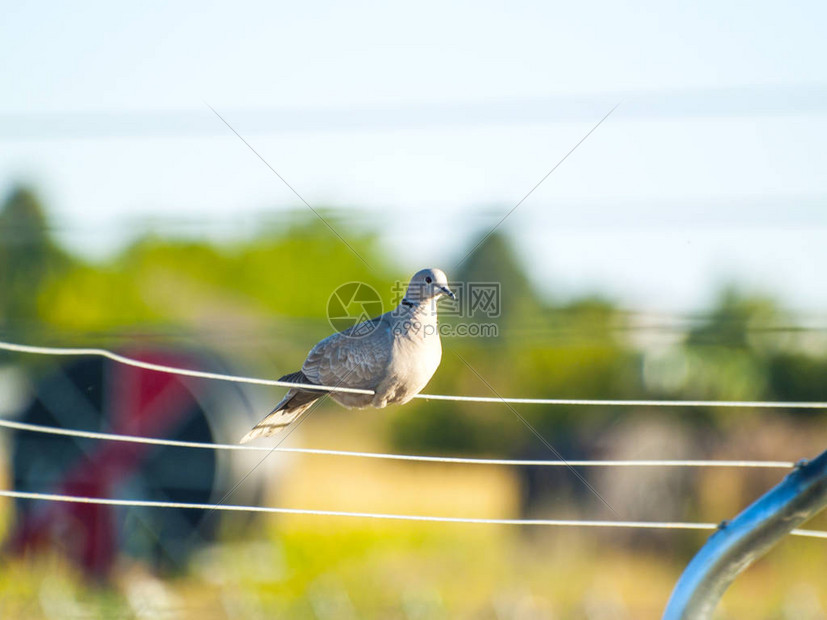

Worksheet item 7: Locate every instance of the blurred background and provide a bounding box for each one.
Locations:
[2,1,827,617]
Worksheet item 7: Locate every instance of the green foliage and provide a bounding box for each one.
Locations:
[38,212,393,335]
[681,287,789,408]
[687,287,784,350]
[0,186,72,337]
[767,353,827,403]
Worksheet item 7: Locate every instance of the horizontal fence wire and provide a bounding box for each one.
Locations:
[0,341,372,394]
[3,340,827,409]
[0,489,825,539]
[2,341,824,541]
[0,419,795,469]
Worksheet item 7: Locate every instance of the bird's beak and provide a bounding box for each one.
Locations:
[439,285,456,300]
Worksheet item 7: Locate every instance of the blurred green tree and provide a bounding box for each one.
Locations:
[767,353,827,403]
[686,287,782,350]
[681,287,786,405]
[0,185,71,338]
[39,210,391,344]
[454,231,543,330]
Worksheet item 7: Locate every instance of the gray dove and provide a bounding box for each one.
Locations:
[241,268,455,442]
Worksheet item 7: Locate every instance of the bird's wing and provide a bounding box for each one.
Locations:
[302,316,392,389]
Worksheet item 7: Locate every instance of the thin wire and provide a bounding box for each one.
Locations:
[3,340,827,409]
[0,489,716,530]
[0,341,372,395]
[1,489,824,539]
[413,394,827,408]
[454,102,621,269]
[0,419,794,469]
[454,350,618,516]
[205,103,374,272]
[207,367,359,518]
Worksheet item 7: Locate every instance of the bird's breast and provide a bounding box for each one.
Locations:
[383,327,442,404]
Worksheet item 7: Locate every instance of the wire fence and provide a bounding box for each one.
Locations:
[0,418,796,469]
[3,340,827,409]
[1,489,825,540]
[2,338,825,540]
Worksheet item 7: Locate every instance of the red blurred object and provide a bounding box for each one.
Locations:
[8,350,220,579]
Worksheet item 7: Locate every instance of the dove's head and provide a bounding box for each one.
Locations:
[404,268,455,304]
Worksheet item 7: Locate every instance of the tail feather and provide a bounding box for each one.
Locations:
[240,371,327,443]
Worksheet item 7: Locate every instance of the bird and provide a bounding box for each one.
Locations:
[240,268,456,443]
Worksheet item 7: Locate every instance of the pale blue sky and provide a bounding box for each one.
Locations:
[2,0,826,312]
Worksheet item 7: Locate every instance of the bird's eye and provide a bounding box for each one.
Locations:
[425,276,433,284]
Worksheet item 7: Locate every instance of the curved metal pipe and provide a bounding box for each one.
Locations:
[663,449,827,619]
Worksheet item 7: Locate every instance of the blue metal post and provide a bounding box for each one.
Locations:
[663,449,827,619]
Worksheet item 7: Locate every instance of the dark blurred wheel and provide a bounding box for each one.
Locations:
[7,350,248,578]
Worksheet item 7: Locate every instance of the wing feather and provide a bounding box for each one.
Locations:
[302,316,392,389]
